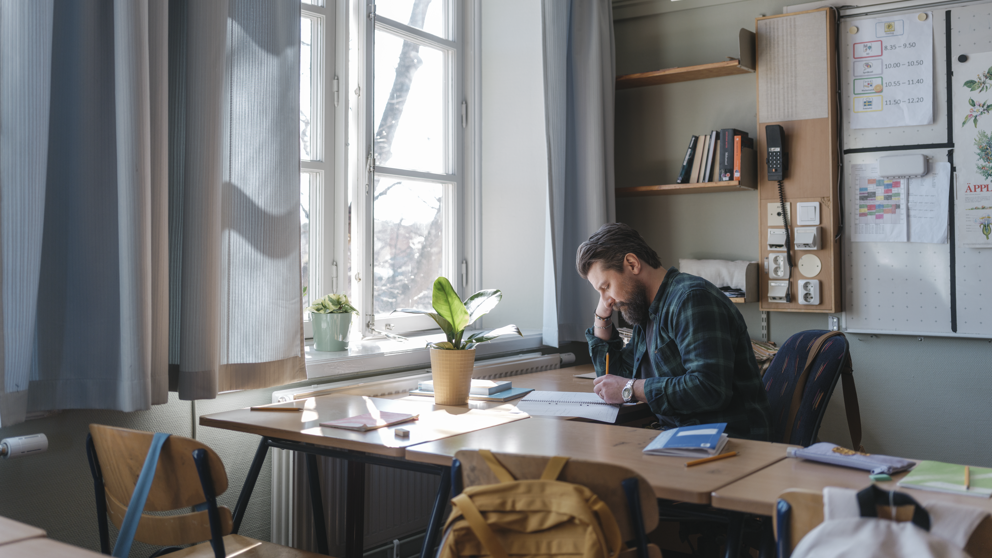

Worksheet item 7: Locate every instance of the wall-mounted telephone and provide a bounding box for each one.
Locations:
[766,125,792,302]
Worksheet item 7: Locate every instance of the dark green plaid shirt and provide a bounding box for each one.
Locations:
[586,268,771,441]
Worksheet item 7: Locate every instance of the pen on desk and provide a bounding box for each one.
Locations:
[966,466,971,491]
[685,451,738,468]
[250,406,303,412]
[606,353,610,375]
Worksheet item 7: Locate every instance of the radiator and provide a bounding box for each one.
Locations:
[270,353,563,555]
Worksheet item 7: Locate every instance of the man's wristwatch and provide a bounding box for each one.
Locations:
[621,378,636,403]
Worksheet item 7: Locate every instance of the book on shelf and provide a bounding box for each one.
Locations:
[703,130,719,183]
[692,137,707,183]
[643,423,730,457]
[718,128,749,181]
[320,411,418,432]
[689,135,706,183]
[676,135,698,184]
[733,135,742,180]
[897,460,992,498]
[417,379,511,396]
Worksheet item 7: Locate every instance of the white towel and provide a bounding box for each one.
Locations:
[679,259,755,291]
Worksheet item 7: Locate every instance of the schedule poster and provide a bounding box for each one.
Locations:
[848,12,933,129]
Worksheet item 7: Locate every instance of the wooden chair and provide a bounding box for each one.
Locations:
[450,450,662,558]
[774,488,992,558]
[85,424,327,558]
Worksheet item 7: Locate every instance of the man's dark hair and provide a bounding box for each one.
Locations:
[576,223,662,278]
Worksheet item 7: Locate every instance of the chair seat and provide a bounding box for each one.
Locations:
[167,534,330,558]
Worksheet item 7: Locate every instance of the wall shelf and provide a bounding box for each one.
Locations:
[616,180,755,197]
[616,60,754,89]
[729,297,746,304]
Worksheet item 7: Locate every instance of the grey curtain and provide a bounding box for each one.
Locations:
[541,0,616,346]
[0,0,304,427]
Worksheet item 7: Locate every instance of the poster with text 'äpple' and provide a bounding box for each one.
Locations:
[848,13,933,129]
[955,51,992,248]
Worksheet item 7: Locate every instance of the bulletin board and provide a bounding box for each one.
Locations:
[840,0,992,338]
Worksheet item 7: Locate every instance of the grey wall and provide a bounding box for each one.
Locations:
[615,0,992,466]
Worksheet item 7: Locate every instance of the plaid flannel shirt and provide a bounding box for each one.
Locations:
[586,268,771,441]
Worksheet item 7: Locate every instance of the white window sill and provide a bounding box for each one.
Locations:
[304,329,544,380]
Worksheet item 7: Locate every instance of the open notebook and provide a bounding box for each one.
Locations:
[515,391,620,423]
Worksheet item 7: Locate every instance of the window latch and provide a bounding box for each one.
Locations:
[333,76,340,107]
[461,100,468,128]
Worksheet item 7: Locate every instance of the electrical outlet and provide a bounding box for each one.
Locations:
[798,279,820,305]
[767,203,791,228]
[768,253,790,279]
[829,315,840,331]
[768,281,790,303]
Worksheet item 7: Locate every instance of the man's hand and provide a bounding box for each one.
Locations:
[593,374,629,404]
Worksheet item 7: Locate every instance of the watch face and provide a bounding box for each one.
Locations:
[622,385,633,401]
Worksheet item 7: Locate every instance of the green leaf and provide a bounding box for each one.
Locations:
[432,277,470,334]
[970,98,977,107]
[463,289,502,325]
[392,308,455,339]
[965,80,977,89]
[964,115,973,127]
[428,341,456,350]
[463,324,522,345]
[976,118,980,128]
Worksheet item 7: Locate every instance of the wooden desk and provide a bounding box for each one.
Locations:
[0,539,103,558]
[0,517,44,547]
[406,416,793,505]
[711,456,992,517]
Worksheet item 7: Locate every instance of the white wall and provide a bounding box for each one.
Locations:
[479,0,548,332]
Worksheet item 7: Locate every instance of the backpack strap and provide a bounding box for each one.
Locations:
[479,449,516,483]
[540,456,570,480]
[113,432,171,558]
[783,331,864,451]
[451,493,509,558]
[856,485,931,531]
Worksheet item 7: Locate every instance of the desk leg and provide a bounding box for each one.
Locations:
[306,453,330,556]
[232,438,270,534]
[724,514,743,558]
[345,460,366,558]
[758,518,775,558]
[418,467,451,558]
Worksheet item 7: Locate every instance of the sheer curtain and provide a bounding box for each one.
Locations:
[0,0,304,427]
[541,0,616,347]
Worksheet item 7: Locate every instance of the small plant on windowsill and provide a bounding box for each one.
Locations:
[308,293,359,352]
[393,277,522,404]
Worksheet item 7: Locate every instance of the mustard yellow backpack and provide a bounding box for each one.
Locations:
[438,450,655,558]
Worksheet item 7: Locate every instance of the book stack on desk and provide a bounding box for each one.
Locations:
[643,423,729,457]
[409,379,533,402]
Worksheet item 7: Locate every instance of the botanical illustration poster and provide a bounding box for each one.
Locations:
[955,51,992,247]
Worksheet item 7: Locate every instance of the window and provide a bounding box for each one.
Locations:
[302,0,475,342]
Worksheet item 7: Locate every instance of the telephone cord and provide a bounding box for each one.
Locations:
[778,179,793,302]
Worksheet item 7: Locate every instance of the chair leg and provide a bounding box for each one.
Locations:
[621,478,650,558]
[193,449,227,558]
[85,434,111,555]
[419,467,451,558]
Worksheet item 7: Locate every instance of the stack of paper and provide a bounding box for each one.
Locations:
[515,391,620,423]
[897,461,992,498]
[321,411,418,432]
[642,423,729,457]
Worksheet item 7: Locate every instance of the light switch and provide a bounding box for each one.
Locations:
[796,202,820,226]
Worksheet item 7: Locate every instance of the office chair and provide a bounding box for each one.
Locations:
[445,450,661,558]
[86,424,327,558]
[762,330,863,450]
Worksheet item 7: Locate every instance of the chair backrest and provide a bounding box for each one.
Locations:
[87,424,233,548]
[775,489,992,557]
[453,450,659,545]
[762,330,850,446]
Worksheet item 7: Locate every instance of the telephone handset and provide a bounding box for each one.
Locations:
[766,125,793,302]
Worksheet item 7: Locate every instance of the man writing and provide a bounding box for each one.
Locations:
[578,223,770,441]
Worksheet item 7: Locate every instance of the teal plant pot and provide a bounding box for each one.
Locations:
[311,312,352,352]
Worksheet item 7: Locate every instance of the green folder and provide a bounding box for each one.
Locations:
[897,460,992,498]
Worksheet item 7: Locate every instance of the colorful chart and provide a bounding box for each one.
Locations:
[859,178,903,228]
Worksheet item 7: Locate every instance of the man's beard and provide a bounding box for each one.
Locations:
[614,278,651,327]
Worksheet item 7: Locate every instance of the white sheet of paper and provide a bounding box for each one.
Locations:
[851,163,908,242]
[908,162,950,243]
[573,372,597,379]
[848,13,933,129]
[516,391,620,423]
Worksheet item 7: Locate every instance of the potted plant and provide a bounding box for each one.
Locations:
[394,277,521,405]
[308,293,358,352]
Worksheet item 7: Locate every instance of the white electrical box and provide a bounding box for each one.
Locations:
[767,253,790,279]
[794,227,820,250]
[878,154,928,178]
[798,279,820,305]
[768,280,790,303]
[796,202,820,226]
[767,228,787,251]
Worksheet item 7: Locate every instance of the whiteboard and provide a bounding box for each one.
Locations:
[840,0,992,338]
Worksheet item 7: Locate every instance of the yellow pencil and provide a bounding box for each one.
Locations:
[965,466,971,491]
[685,451,738,468]
[606,353,610,375]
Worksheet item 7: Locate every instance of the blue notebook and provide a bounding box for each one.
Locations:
[643,423,729,457]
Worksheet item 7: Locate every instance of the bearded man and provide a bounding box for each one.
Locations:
[578,223,771,441]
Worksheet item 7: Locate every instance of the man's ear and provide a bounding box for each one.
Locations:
[624,253,642,274]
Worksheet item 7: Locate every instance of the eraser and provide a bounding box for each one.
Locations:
[394,428,410,438]
[870,473,892,482]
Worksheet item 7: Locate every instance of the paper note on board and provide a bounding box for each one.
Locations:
[908,162,950,244]
[850,163,908,242]
[848,13,933,129]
